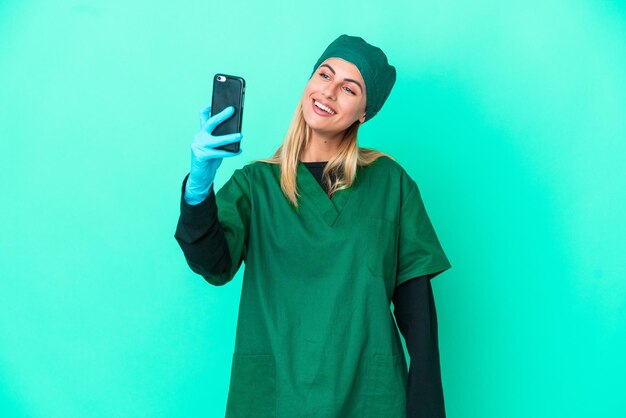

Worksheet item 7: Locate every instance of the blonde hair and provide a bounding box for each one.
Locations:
[254,101,394,210]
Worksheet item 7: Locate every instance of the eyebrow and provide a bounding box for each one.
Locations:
[319,64,364,94]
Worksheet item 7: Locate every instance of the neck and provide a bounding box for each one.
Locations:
[300,130,343,162]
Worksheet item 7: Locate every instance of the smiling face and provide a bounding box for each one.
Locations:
[300,57,367,138]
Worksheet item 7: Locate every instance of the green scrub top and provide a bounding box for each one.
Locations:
[210,156,451,418]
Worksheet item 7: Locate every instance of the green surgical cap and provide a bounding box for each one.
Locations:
[311,34,396,122]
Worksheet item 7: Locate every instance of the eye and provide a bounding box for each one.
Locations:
[343,86,355,95]
[319,72,330,79]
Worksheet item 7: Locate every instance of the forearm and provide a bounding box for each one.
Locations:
[393,276,446,418]
[174,173,232,279]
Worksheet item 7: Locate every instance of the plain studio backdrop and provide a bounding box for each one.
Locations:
[1,0,625,417]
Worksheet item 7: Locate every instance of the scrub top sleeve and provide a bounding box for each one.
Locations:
[392,275,446,418]
[175,173,234,285]
[397,172,452,287]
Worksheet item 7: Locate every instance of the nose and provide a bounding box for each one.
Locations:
[321,81,339,100]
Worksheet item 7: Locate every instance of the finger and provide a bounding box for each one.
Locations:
[199,103,212,128]
[206,106,235,133]
[210,132,242,148]
[226,149,243,158]
[222,148,243,158]
[211,148,243,158]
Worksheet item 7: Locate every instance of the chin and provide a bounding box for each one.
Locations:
[301,101,351,134]
[302,110,325,130]
[303,112,329,128]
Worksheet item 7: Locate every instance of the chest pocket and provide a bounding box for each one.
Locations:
[366,217,399,279]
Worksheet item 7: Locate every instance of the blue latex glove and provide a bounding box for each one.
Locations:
[184,104,243,205]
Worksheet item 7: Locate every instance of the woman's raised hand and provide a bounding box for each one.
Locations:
[184,104,243,205]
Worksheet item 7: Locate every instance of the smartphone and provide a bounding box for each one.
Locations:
[210,73,245,152]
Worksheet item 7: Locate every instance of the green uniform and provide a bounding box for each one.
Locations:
[208,156,451,417]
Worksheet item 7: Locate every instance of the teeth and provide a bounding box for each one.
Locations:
[314,100,335,115]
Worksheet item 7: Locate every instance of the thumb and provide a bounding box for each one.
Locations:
[199,103,212,128]
[206,106,235,133]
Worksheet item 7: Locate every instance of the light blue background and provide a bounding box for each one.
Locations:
[1,1,625,417]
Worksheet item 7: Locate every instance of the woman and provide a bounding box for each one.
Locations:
[175,34,452,418]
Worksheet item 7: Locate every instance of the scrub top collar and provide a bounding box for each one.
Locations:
[296,161,361,227]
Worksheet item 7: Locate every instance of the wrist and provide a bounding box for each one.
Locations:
[184,183,212,205]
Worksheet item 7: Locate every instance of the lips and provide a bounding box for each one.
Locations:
[312,98,337,116]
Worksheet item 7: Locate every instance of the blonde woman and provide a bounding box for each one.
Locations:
[175,34,452,418]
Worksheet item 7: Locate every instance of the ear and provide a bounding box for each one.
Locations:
[359,113,366,123]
